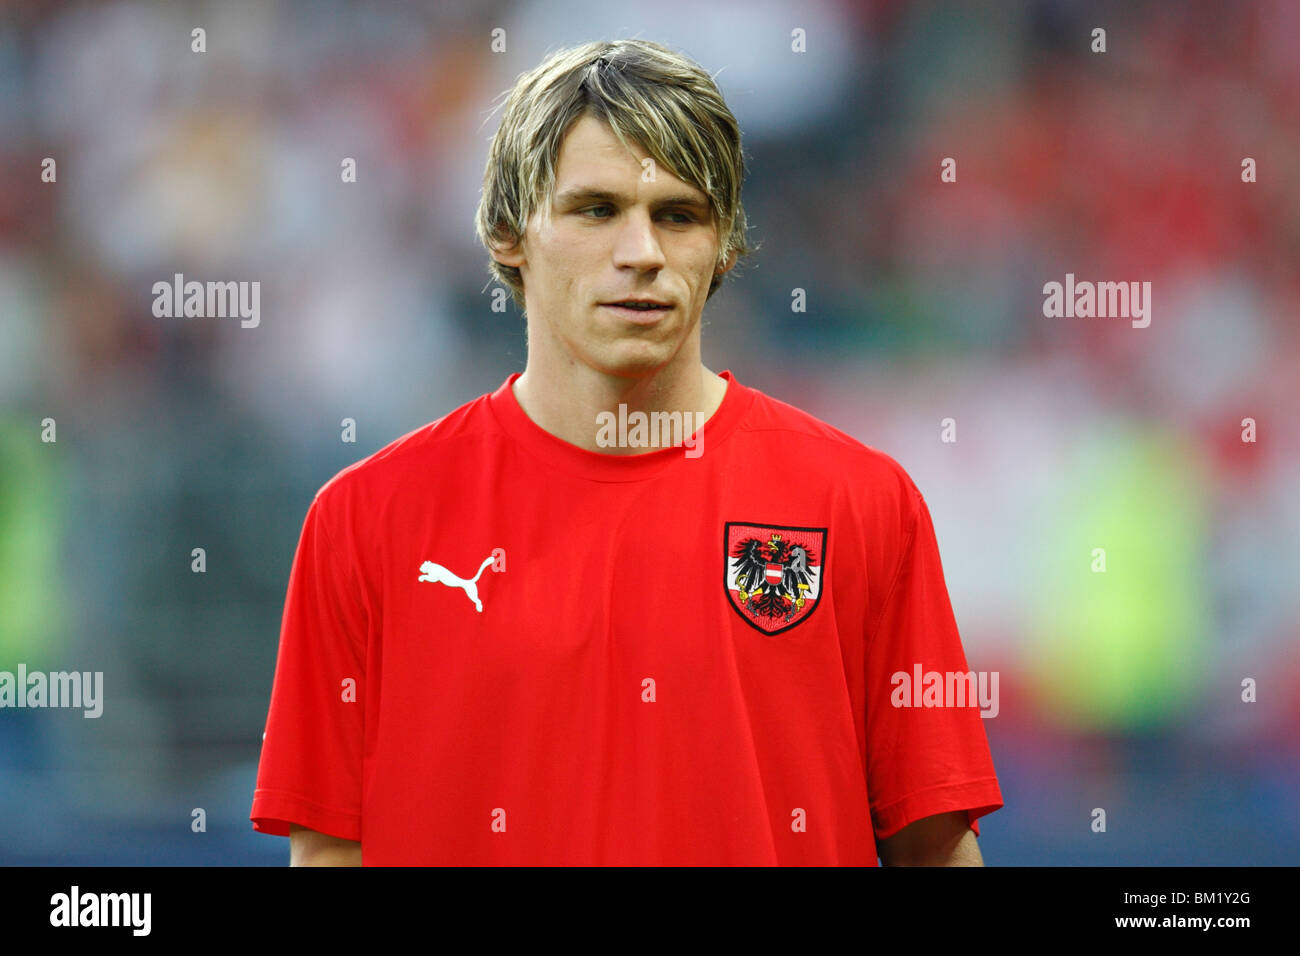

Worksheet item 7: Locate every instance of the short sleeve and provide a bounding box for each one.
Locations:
[249,490,367,841]
[864,488,1003,843]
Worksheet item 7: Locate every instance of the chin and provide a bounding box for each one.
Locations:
[590,345,675,379]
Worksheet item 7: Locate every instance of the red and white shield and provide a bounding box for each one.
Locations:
[724,522,827,635]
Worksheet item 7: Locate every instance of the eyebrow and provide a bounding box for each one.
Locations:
[553,186,711,213]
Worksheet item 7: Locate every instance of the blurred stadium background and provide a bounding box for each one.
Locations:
[1,0,1297,864]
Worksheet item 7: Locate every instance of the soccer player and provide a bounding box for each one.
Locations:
[250,39,1002,866]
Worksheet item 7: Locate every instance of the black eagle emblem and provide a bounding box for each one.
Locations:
[730,533,818,624]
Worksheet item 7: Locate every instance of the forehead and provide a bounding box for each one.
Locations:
[551,114,708,205]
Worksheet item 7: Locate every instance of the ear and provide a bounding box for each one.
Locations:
[489,227,526,269]
[716,246,738,276]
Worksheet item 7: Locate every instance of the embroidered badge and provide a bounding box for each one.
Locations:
[724,522,826,635]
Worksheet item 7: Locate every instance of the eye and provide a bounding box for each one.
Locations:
[578,205,697,224]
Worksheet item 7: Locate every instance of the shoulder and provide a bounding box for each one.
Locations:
[311,388,497,519]
[737,383,924,517]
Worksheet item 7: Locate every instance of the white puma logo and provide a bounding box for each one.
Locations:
[417,556,496,612]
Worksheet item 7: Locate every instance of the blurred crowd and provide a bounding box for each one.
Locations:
[0,0,1296,863]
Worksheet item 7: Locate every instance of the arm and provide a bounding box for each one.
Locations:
[289,824,362,866]
[877,811,984,867]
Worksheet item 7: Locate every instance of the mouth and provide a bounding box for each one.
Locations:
[601,300,674,323]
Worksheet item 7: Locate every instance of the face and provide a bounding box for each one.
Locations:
[492,113,735,380]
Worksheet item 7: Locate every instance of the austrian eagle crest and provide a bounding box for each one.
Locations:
[724,522,827,635]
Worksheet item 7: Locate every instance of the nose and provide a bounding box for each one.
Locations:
[611,208,666,272]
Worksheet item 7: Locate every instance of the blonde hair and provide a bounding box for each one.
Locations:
[475,39,755,311]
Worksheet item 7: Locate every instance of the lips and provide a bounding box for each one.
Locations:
[603,300,671,311]
[601,300,674,323]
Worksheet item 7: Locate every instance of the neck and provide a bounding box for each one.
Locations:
[512,356,728,454]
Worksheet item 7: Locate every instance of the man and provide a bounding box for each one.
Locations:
[250,39,1002,866]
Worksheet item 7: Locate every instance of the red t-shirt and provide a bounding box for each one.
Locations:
[250,370,1002,864]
